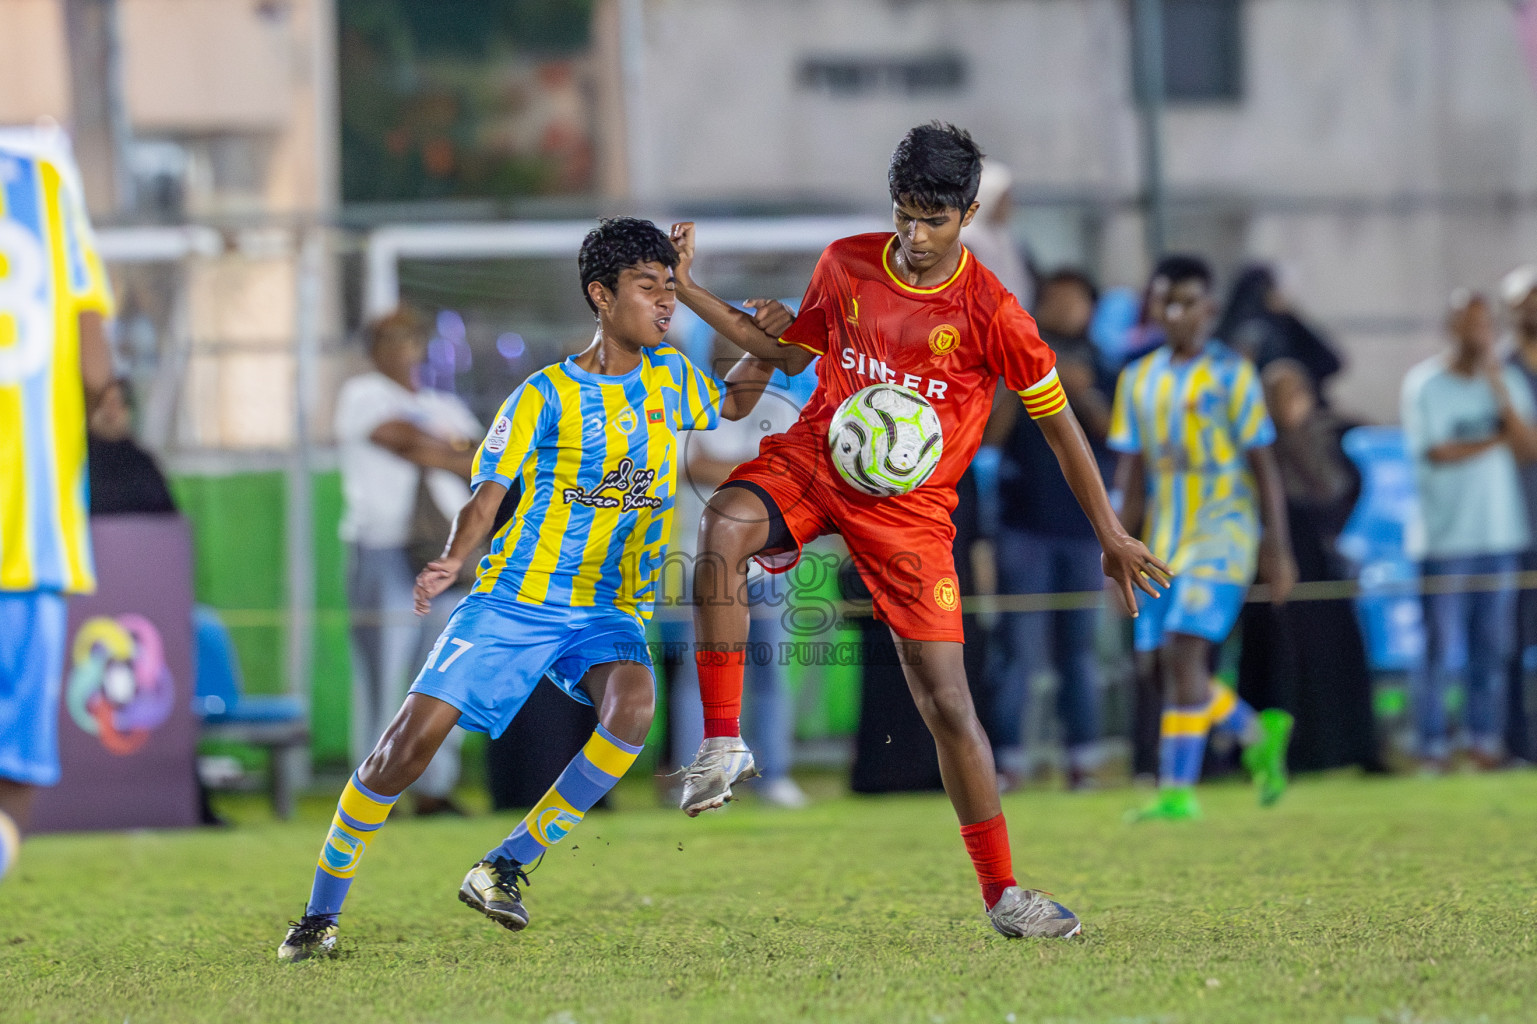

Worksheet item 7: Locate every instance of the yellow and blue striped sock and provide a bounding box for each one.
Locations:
[1206,683,1258,740]
[490,724,642,866]
[306,772,399,919]
[1159,703,1211,788]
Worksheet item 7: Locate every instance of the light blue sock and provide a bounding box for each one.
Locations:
[489,724,642,866]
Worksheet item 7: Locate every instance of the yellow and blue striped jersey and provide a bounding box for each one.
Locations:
[1108,341,1275,583]
[0,141,114,594]
[469,345,725,619]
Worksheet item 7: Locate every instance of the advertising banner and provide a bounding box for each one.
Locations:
[30,516,200,833]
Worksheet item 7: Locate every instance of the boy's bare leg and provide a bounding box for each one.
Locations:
[895,635,1079,936]
[279,694,461,961]
[679,486,777,814]
[465,661,654,930]
[0,779,37,832]
[581,660,657,748]
[1162,634,1214,709]
[891,637,999,824]
[1133,633,1223,821]
[693,486,773,655]
[358,694,463,797]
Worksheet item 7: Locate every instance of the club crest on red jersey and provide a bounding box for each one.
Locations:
[928,324,960,357]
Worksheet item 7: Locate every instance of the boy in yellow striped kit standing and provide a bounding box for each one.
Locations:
[279,218,783,960]
[1108,255,1298,821]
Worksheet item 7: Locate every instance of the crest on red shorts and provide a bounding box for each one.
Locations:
[933,577,959,611]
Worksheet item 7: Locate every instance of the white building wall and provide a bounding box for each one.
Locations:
[631,0,1537,421]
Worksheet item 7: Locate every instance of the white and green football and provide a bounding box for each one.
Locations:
[827,383,944,497]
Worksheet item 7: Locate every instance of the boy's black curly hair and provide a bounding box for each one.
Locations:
[1152,254,1213,292]
[578,217,679,314]
[887,122,985,214]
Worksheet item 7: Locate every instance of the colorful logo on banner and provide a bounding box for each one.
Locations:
[67,615,175,755]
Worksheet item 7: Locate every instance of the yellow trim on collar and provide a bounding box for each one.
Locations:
[881,236,970,295]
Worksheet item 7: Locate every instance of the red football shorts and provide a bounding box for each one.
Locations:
[723,429,964,644]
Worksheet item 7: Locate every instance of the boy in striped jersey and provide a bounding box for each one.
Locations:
[0,131,114,880]
[279,218,785,960]
[1109,255,1298,822]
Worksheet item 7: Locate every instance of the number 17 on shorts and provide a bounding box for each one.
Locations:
[424,635,475,673]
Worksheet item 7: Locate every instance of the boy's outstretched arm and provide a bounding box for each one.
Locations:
[670,221,815,376]
[1036,406,1172,615]
[1246,445,1298,603]
[414,480,507,612]
[719,353,778,421]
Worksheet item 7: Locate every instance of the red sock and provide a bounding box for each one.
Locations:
[960,814,1017,910]
[696,647,746,739]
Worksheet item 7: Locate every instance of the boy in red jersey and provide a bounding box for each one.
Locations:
[669,123,1170,938]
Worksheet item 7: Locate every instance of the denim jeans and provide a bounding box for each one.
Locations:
[662,614,794,782]
[990,528,1104,770]
[1413,552,1520,759]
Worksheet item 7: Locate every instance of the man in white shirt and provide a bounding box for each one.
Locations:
[1401,290,1537,769]
[335,309,481,813]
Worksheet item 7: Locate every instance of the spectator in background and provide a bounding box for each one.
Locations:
[87,377,237,824]
[335,309,481,814]
[1216,265,1343,395]
[959,159,1034,308]
[1401,290,1537,771]
[983,270,1114,789]
[87,378,177,515]
[1501,264,1537,761]
[663,335,808,809]
[1237,360,1383,773]
[0,134,115,875]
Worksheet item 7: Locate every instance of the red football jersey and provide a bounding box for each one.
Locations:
[776,232,1066,513]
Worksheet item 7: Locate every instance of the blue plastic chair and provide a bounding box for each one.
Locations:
[193,605,309,818]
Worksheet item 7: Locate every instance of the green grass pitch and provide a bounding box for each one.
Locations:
[4,771,1536,1023]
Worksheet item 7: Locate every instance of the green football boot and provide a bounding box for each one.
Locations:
[1126,786,1202,822]
[1242,708,1294,807]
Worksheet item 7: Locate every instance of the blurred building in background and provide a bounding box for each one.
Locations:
[0,0,339,452]
[8,0,1534,428]
[3,0,1536,770]
[627,0,1537,422]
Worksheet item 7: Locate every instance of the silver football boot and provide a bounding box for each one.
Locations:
[679,737,759,816]
[986,886,1082,939]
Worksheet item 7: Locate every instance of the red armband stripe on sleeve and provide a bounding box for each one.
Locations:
[1020,370,1068,419]
[1024,389,1069,419]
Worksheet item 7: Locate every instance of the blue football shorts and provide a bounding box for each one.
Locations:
[409,595,652,738]
[0,590,68,786]
[1133,575,1246,652]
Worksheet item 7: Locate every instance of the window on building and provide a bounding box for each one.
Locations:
[798,54,968,97]
[337,0,598,204]
[1134,0,1244,103]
